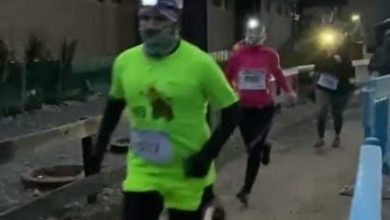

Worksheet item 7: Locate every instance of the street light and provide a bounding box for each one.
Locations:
[351,13,361,22]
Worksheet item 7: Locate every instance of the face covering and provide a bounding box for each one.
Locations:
[140,25,179,57]
[245,31,266,45]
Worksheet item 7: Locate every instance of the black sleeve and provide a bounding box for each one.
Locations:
[368,49,380,73]
[198,101,240,161]
[342,54,355,78]
[94,97,126,156]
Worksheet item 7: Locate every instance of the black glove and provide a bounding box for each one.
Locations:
[184,153,212,178]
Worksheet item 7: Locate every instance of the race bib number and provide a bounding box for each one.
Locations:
[131,130,173,165]
[317,73,339,90]
[238,69,267,90]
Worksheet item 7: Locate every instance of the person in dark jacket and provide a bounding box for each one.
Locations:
[368,29,390,76]
[313,32,356,149]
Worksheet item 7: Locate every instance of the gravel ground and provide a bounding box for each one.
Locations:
[0,94,132,213]
[44,105,390,220]
[0,94,370,220]
[0,94,106,141]
[0,102,319,220]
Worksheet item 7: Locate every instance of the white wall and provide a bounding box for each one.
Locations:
[207,0,236,51]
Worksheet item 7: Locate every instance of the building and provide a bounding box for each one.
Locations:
[298,0,390,50]
[0,0,136,62]
[207,0,295,51]
[0,0,295,65]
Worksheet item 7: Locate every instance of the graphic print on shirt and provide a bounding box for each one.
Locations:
[238,68,267,90]
[131,106,147,119]
[147,86,174,121]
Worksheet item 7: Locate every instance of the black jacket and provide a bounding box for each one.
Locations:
[314,51,355,94]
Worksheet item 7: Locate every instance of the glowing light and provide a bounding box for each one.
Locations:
[247,18,260,30]
[141,0,158,6]
[351,14,361,22]
[318,29,340,48]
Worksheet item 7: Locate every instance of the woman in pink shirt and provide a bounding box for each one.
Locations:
[227,17,296,205]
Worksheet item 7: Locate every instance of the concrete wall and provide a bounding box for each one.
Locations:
[207,0,236,51]
[207,0,293,51]
[0,0,136,61]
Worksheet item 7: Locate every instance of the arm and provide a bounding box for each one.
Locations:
[368,49,380,75]
[185,56,240,178]
[344,55,356,79]
[90,98,125,173]
[89,56,126,173]
[232,40,245,52]
[270,51,293,94]
[226,53,238,90]
[200,102,240,160]
[185,102,240,177]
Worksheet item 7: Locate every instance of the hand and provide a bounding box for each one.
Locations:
[285,91,297,107]
[86,148,105,175]
[371,71,380,77]
[184,153,212,178]
[334,55,342,63]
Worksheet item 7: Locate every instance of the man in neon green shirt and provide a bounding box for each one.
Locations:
[89,0,239,219]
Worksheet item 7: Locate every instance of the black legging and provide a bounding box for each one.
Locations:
[239,105,275,193]
[316,90,351,138]
[122,186,214,220]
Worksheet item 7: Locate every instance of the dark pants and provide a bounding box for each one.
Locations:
[122,186,214,220]
[239,105,275,193]
[316,90,352,138]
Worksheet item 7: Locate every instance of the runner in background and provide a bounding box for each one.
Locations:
[226,17,296,205]
[88,0,239,219]
[313,26,355,149]
[368,29,390,77]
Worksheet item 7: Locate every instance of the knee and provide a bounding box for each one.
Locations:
[332,111,343,120]
[249,143,263,158]
[317,108,327,120]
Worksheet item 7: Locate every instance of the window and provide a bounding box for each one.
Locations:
[213,0,228,10]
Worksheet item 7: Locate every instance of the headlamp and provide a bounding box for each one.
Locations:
[318,28,342,48]
[141,0,158,6]
[247,18,260,30]
[140,0,183,9]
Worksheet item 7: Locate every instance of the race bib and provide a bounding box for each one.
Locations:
[238,69,267,90]
[317,73,339,90]
[131,130,173,165]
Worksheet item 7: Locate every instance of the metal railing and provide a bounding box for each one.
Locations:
[362,74,390,174]
[350,74,390,220]
[349,139,382,220]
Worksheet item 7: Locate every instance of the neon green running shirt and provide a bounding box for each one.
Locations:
[110,41,238,210]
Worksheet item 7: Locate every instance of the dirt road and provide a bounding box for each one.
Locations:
[215,108,363,220]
